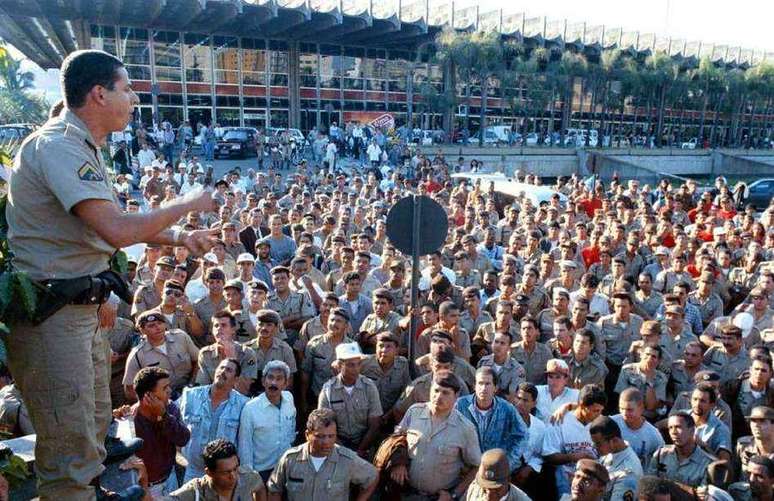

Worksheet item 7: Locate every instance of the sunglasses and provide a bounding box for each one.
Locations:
[165,290,183,297]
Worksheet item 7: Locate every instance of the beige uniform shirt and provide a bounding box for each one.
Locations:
[510,341,553,385]
[687,292,724,328]
[193,295,226,343]
[614,363,668,402]
[194,342,258,385]
[123,330,199,392]
[318,375,383,445]
[596,313,644,366]
[131,284,162,317]
[474,321,521,345]
[7,110,117,281]
[394,372,470,416]
[358,311,402,352]
[360,355,411,411]
[396,404,482,495]
[244,336,298,375]
[646,444,715,486]
[414,355,476,390]
[460,310,493,340]
[568,355,608,389]
[465,483,531,501]
[301,334,353,396]
[169,467,264,500]
[268,443,377,501]
[702,346,750,382]
[298,315,326,353]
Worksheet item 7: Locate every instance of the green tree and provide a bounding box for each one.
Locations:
[0,42,48,124]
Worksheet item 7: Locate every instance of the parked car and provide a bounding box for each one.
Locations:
[744,178,774,210]
[0,123,37,142]
[525,133,539,146]
[681,138,698,149]
[215,127,259,159]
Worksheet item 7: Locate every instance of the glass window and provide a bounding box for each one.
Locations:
[320,45,341,90]
[153,31,181,82]
[158,106,183,125]
[241,38,267,86]
[388,59,408,92]
[90,25,117,56]
[187,94,213,107]
[342,47,364,91]
[270,49,289,86]
[183,33,212,84]
[243,96,267,107]
[157,93,183,106]
[119,27,150,81]
[216,95,241,107]
[300,53,318,88]
[213,36,239,85]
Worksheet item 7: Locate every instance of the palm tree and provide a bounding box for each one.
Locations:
[0,42,48,124]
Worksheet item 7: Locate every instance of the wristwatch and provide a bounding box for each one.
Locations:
[450,492,461,501]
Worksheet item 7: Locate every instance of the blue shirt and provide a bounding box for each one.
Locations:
[455,395,527,472]
[695,413,732,456]
[178,385,248,479]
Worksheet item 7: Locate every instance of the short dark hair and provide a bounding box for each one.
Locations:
[517,382,538,402]
[61,50,125,108]
[694,382,717,403]
[202,438,238,471]
[589,415,622,440]
[576,328,596,346]
[749,455,774,478]
[133,367,170,400]
[579,384,608,408]
[224,357,241,378]
[212,310,237,327]
[306,408,337,433]
[670,410,695,428]
[637,476,672,499]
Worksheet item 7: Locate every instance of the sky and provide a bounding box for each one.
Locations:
[6,0,774,104]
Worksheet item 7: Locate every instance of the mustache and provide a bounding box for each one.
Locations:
[267,385,279,391]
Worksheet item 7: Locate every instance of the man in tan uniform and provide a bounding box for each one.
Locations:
[195,311,258,395]
[122,311,199,401]
[243,309,297,394]
[464,449,531,501]
[131,255,175,317]
[267,408,378,501]
[392,372,482,500]
[318,343,382,454]
[5,49,214,500]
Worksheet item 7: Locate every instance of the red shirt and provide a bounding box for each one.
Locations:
[579,197,602,218]
[718,209,736,220]
[581,246,600,268]
[660,232,675,248]
[424,180,442,193]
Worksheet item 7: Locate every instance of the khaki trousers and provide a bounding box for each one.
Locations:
[8,304,111,500]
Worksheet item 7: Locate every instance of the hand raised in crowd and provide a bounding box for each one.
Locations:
[180,228,220,256]
[390,464,409,485]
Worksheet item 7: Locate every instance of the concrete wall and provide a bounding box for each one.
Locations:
[429,145,774,179]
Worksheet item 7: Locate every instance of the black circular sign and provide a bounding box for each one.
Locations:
[386,195,449,255]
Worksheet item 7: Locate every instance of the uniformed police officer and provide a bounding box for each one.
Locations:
[318,343,382,454]
[122,310,200,404]
[5,49,215,499]
[195,310,258,395]
[464,449,531,501]
[734,406,774,482]
[646,411,716,488]
[589,416,642,501]
[267,408,378,500]
[131,255,175,317]
[728,454,774,501]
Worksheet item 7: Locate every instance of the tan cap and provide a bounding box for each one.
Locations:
[747,406,774,421]
[576,459,609,485]
[476,449,510,489]
[546,358,570,375]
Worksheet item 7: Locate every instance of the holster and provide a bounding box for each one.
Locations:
[34,270,132,325]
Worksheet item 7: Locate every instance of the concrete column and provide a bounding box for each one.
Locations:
[288,41,301,129]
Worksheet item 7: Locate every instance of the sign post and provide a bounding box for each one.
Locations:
[386,195,448,377]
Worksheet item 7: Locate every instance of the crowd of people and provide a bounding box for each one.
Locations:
[3,49,774,501]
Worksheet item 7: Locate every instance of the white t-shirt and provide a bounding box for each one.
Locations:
[611,414,664,470]
[524,415,546,473]
[535,385,580,422]
[542,412,596,485]
[309,455,326,472]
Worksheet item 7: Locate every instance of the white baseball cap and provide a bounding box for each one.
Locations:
[236,253,255,264]
[335,342,365,361]
[202,252,218,264]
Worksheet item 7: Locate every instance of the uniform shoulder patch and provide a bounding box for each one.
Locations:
[78,161,104,181]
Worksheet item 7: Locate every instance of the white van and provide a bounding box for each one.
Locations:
[485,125,514,144]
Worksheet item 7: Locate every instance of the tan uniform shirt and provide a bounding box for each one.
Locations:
[703,346,750,382]
[131,284,162,317]
[268,443,377,501]
[414,355,476,390]
[360,355,411,411]
[465,483,531,501]
[358,311,402,352]
[614,363,668,402]
[301,334,353,396]
[645,444,715,486]
[123,330,199,393]
[396,404,482,495]
[169,467,264,500]
[510,341,553,385]
[318,375,383,445]
[7,109,117,281]
[474,321,521,344]
[194,342,258,385]
[193,295,226,343]
[394,373,470,416]
[568,355,608,389]
[687,291,724,328]
[298,315,326,353]
[596,313,644,366]
[244,336,298,375]
[460,310,494,340]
